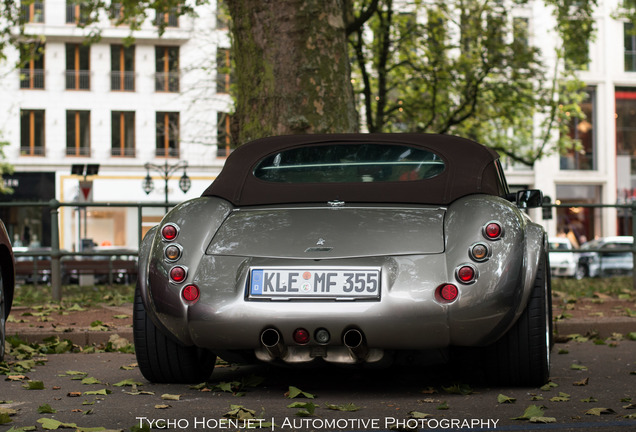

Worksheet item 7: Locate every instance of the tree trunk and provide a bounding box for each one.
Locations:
[227,0,358,144]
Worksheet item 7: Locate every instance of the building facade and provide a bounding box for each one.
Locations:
[505,0,635,245]
[0,0,634,251]
[0,0,232,251]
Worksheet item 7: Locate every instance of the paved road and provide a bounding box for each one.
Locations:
[1,340,636,431]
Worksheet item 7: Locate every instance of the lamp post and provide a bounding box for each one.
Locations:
[142,160,191,211]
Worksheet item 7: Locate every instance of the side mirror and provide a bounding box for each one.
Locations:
[516,189,543,209]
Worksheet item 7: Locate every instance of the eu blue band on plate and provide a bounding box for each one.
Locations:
[251,269,263,295]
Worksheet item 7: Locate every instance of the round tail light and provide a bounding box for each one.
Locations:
[436,284,459,303]
[170,266,187,283]
[293,328,310,345]
[470,243,489,261]
[484,222,502,240]
[165,245,181,261]
[162,224,179,241]
[182,284,200,303]
[456,265,476,283]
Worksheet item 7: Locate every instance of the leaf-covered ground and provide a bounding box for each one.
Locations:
[1,336,635,431]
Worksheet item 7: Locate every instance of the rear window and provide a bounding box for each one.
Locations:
[253,143,445,183]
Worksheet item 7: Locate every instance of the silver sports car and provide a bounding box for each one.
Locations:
[134,133,551,386]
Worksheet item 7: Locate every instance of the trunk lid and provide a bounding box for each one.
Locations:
[206,206,445,259]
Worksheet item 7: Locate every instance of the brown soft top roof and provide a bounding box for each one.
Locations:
[202,133,503,206]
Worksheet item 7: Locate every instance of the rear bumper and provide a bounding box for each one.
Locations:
[143,253,527,356]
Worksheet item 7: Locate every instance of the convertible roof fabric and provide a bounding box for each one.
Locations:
[202,133,503,206]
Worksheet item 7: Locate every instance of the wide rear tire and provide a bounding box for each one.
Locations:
[0,274,5,362]
[133,284,216,383]
[484,254,552,386]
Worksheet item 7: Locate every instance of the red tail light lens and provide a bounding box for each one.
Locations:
[457,265,476,283]
[170,266,187,283]
[484,222,502,240]
[436,284,459,303]
[162,224,179,241]
[293,328,310,345]
[182,284,200,303]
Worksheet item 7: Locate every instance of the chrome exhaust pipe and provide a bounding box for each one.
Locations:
[261,328,286,358]
[343,328,368,360]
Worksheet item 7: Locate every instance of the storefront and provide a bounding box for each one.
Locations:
[555,184,602,247]
[0,172,55,247]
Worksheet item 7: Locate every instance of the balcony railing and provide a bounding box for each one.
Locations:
[66,4,88,24]
[155,12,178,27]
[65,70,90,90]
[20,146,45,156]
[111,147,136,157]
[20,69,45,89]
[110,71,135,91]
[66,146,91,157]
[155,147,179,158]
[155,72,180,92]
[21,3,44,23]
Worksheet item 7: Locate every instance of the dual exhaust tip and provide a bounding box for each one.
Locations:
[260,327,368,360]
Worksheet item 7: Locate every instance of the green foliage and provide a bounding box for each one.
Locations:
[349,0,593,166]
[0,141,15,195]
[0,0,205,62]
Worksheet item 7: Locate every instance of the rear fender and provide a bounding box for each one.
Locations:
[444,195,546,345]
[139,197,234,344]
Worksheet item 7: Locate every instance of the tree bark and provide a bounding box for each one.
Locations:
[227,0,358,144]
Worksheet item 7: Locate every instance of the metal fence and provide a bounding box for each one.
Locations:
[2,200,636,301]
[0,200,173,301]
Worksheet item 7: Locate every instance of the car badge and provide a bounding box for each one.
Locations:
[328,200,345,207]
[305,237,333,253]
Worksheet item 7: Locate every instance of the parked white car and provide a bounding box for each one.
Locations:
[549,237,577,277]
[576,236,634,279]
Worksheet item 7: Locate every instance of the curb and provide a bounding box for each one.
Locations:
[8,319,635,346]
[554,317,636,339]
[10,328,134,347]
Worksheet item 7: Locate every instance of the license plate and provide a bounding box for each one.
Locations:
[249,267,381,300]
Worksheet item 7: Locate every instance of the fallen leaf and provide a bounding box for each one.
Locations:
[324,403,361,412]
[442,383,472,395]
[288,401,316,417]
[585,407,615,416]
[285,386,315,399]
[540,382,558,391]
[37,417,78,429]
[529,417,556,423]
[161,394,181,401]
[0,413,12,425]
[23,380,44,390]
[37,404,56,414]
[67,392,82,397]
[6,375,27,381]
[573,377,589,386]
[498,394,516,404]
[84,389,111,395]
[408,411,432,419]
[571,364,588,371]
[512,405,545,420]
[224,405,256,420]
[113,379,143,387]
[155,404,171,409]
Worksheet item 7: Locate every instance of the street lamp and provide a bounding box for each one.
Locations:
[143,160,191,210]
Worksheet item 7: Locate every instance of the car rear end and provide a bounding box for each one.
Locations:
[139,194,541,365]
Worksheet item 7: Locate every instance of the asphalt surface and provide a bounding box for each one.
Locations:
[2,303,636,431]
[1,341,636,431]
